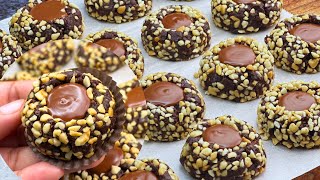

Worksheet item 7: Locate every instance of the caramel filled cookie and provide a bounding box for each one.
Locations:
[70,132,142,179]
[141,5,211,61]
[195,36,274,102]
[119,79,148,139]
[9,0,84,50]
[258,81,320,148]
[141,72,205,141]
[265,14,320,74]
[76,30,144,79]
[22,69,124,170]
[211,0,282,34]
[180,115,267,179]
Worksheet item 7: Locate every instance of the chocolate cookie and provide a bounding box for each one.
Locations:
[84,0,152,23]
[195,36,274,102]
[17,39,74,76]
[76,29,144,79]
[9,0,84,50]
[180,115,267,179]
[211,0,282,34]
[0,29,21,79]
[265,14,320,74]
[257,81,320,149]
[141,72,205,141]
[70,132,142,179]
[119,159,179,180]
[141,5,211,61]
[21,69,123,169]
[75,41,125,74]
[119,79,148,139]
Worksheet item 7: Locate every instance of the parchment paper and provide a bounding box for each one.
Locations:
[1,0,319,179]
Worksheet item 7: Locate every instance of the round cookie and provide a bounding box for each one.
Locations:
[9,0,84,50]
[17,39,74,76]
[195,36,274,102]
[0,29,22,79]
[180,115,267,179]
[70,132,142,180]
[75,41,125,74]
[84,0,152,23]
[141,5,211,61]
[77,29,144,79]
[119,79,148,139]
[265,14,320,74]
[211,0,282,34]
[257,81,320,149]
[21,69,121,168]
[119,159,179,180]
[141,72,205,142]
[2,71,36,81]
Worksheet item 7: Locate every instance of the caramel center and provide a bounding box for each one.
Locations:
[144,82,184,107]
[290,23,320,43]
[30,0,67,21]
[125,87,146,108]
[119,170,158,180]
[47,83,90,121]
[279,91,316,111]
[0,40,3,53]
[95,39,126,57]
[219,44,256,66]
[203,124,242,148]
[89,147,124,174]
[162,13,192,30]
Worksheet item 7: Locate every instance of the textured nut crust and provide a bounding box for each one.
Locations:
[76,41,124,74]
[70,132,142,180]
[9,0,84,50]
[180,115,267,180]
[265,14,320,74]
[0,29,22,79]
[17,39,74,76]
[141,72,205,142]
[195,36,275,102]
[2,71,36,81]
[22,70,116,161]
[211,0,282,34]
[141,5,211,61]
[80,29,144,79]
[257,81,320,149]
[84,0,152,23]
[119,79,148,139]
[122,159,179,180]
